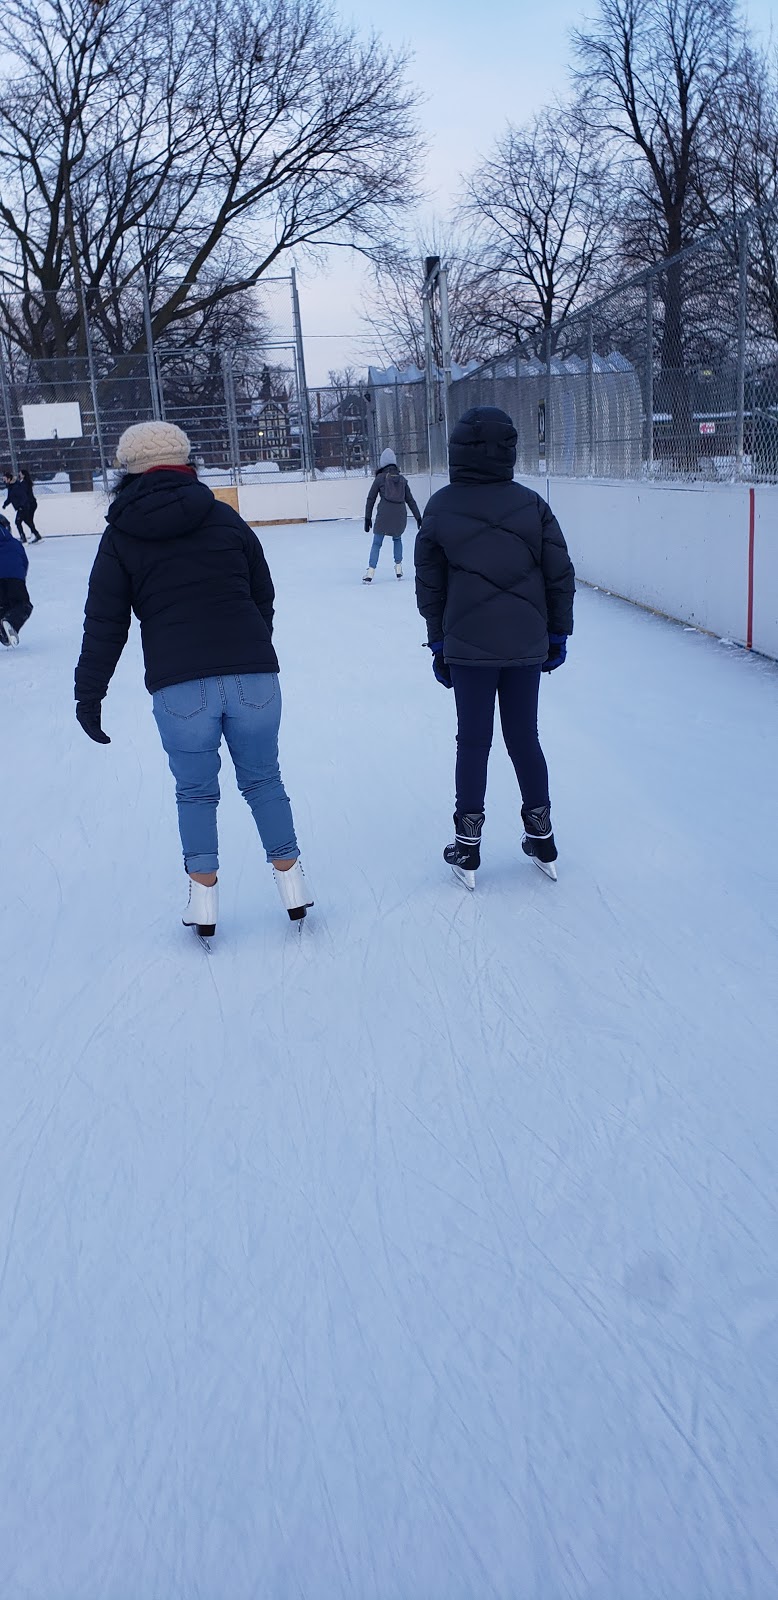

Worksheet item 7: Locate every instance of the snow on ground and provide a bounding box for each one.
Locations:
[2,519,778,1599]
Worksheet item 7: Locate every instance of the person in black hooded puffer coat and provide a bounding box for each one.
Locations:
[74,421,312,934]
[415,406,575,882]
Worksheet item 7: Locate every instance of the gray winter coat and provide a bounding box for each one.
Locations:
[365,466,422,537]
[415,407,575,666]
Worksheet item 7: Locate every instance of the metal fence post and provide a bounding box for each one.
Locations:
[0,339,18,474]
[438,264,452,445]
[645,274,654,475]
[81,290,110,493]
[156,358,167,423]
[142,275,162,421]
[392,379,402,468]
[422,292,435,476]
[587,315,595,476]
[544,327,553,479]
[221,353,242,486]
[736,219,749,476]
[291,267,314,478]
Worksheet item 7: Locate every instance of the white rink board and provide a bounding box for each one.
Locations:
[24,473,775,659]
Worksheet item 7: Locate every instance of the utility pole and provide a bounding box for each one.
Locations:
[421,255,451,474]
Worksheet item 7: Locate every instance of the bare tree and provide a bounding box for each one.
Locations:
[703,45,778,343]
[462,102,615,344]
[0,0,420,363]
[574,0,741,263]
[574,0,743,465]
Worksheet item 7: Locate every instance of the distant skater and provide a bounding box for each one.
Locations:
[363,448,422,582]
[415,406,575,887]
[3,468,42,543]
[74,421,312,939]
[0,513,33,646]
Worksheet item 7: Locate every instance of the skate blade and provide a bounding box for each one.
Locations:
[532,857,557,881]
[451,865,476,891]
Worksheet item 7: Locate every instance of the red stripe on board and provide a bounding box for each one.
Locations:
[747,486,755,650]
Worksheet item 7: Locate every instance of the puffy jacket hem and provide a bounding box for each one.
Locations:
[443,652,548,668]
[144,659,280,695]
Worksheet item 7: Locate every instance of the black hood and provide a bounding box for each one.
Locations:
[448,406,517,485]
[107,469,215,541]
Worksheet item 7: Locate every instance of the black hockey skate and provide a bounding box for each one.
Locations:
[444,811,485,891]
[521,804,558,881]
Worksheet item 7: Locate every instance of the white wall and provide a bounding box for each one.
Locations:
[540,479,752,645]
[35,473,439,535]
[752,486,778,659]
[34,491,110,538]
[28,471,777,661]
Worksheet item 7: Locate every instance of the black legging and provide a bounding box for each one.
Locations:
[14,508,39,541]
[450,664,550,814]
[0,577,33,631]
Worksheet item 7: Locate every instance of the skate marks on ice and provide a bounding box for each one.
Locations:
[1,529,778,1597]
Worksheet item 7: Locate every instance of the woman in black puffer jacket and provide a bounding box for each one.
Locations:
[415,406,575,885]
[74,422,312,935]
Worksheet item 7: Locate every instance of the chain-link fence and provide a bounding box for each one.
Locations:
[371,202,778,483]
[0,277,317,492]
[6,207,778,492]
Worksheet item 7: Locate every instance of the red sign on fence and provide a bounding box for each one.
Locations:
[699,421,716,436]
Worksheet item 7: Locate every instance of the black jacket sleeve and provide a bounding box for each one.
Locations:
[414,512,448,643]
[74,532,133,701]
[246,529,275,637]
[405,482,422,525]
[540,500,575,635]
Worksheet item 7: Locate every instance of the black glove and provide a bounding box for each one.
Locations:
[427,640,452,689]
[364,520,371,533]
[76,699,111,744]
[541,633,568,673]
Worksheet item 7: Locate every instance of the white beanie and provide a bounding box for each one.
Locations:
[115,421,192,475]
[379,447,397,467]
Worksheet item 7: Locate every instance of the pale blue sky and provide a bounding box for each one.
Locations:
[299,0,778,381]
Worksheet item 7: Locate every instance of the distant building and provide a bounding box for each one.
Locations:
[252,398,292,464]
[312,387,369,471]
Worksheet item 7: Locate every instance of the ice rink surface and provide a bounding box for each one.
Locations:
[2,519,778,1599]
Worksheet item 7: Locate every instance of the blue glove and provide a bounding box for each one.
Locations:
[427,640,452,689]
[542,633,568,672]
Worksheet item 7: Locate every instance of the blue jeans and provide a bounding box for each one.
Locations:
[450,665,549,814]
[368,534,403,568]
[152,674,299,874]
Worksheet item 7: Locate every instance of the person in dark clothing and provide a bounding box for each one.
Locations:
[0,513,33,646]
[74,421,312,935]
[3,470,42,542]
[363,448,422,582]
[415,405,575,885]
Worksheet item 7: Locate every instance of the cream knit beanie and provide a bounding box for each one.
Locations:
[115,421,192,475]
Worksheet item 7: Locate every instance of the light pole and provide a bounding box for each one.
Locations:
[421,256,452,475]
